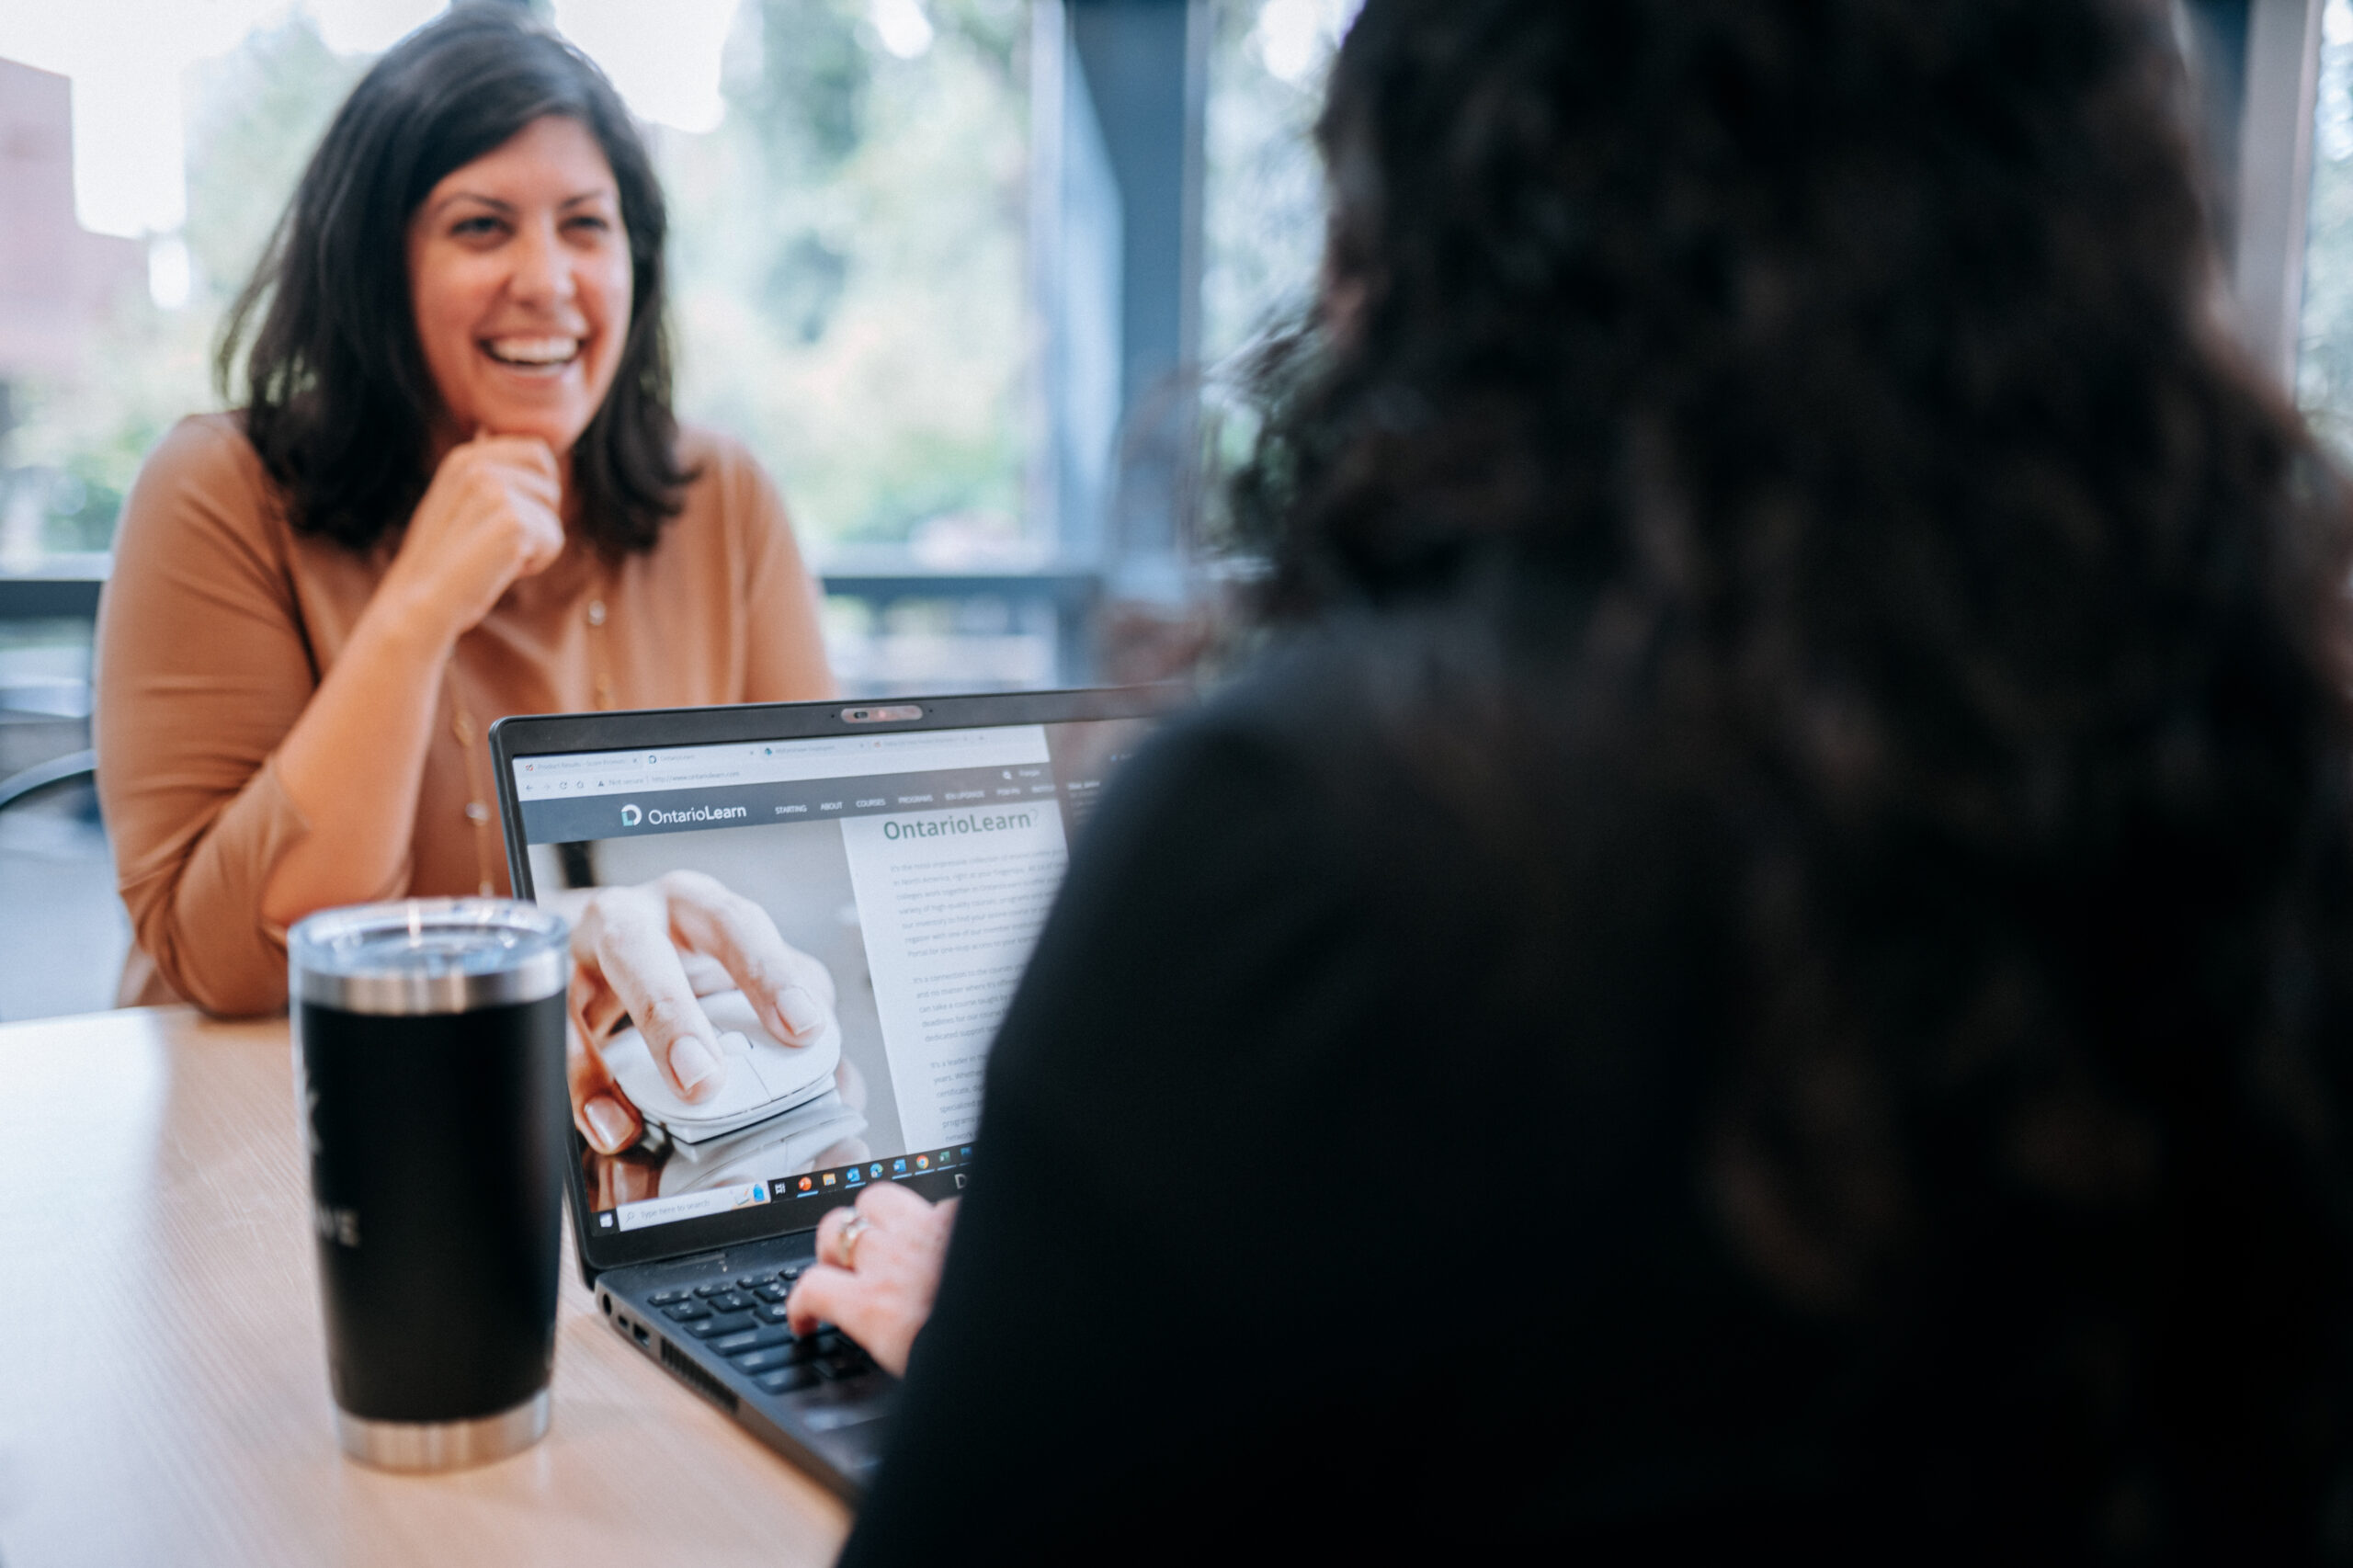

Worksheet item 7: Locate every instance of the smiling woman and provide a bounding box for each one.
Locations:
[91,9,836,1016]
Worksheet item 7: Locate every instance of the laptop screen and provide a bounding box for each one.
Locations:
[506,710,1159,1248]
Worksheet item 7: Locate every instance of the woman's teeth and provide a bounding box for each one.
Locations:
[483,337,581,367]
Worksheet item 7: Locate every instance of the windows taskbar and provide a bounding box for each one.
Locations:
[594,1144,973,1233]
[780,1144,973,1201]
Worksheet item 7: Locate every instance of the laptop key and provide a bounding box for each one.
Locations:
[694,1282,732,1298]
[710,1290,753,1312]
[756,1365,819,1395]
[813,1352,868,1381]
[754,1302,791,1324]
[734,1339,814,1372]
[687,1312,756,1339]
[647,1289,691,1306]
[713,1324,793,1357]
[753,1283,788,1303]
[663,1300,712,1323]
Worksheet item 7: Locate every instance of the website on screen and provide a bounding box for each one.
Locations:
[514,722,1150,1235]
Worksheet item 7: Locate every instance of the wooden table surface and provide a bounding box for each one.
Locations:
[0,1006,853,1567]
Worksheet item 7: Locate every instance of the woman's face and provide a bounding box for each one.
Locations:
[406,115,632,458]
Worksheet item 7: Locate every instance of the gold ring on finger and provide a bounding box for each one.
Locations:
[838,1212,871,1268]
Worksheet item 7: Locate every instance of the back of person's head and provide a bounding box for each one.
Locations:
[1238,0,2353,1551]
[222,6,687,553]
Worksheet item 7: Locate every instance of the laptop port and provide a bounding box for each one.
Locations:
[600,1292,611,1315]
[633,1322,650,1346]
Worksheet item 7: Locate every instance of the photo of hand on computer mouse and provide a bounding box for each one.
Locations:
[558,870,848,1156]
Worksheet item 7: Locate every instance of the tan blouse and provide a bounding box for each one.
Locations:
[96,414,832,1015]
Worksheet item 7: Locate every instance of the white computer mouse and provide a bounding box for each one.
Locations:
[602,988,842,1146]
[657,1092,871,1197]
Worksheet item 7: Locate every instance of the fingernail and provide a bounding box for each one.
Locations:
[671,1036,720,1095]
[584,1095,633,1153]
[774,986,825,1040]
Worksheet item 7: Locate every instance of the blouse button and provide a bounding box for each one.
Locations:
[451,714,473,746]
[465,801,491,824]
[587,599,608,627]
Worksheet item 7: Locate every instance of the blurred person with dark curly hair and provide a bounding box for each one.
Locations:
[790,0,2353,1557]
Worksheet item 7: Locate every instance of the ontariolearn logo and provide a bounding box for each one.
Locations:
[620,804,642,827]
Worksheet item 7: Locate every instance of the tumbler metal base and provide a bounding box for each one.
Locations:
[335,1389,550,1472]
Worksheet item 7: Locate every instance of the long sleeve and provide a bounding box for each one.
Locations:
[837,710,1370,1562]
[95,417,335,1015]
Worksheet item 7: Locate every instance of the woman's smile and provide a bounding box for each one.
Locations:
[481,335,585,372]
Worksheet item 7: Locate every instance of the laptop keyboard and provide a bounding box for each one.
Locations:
[642,1264,877,1395]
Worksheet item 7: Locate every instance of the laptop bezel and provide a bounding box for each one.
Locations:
[490,684,1184,1281]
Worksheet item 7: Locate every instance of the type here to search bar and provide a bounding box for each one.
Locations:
[513,725,1052,800]
[615,1180,773,1232]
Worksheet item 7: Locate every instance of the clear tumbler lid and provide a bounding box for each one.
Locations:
[289,899,570,1017]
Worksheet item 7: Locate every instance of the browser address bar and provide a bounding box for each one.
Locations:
[513,725,1051,799]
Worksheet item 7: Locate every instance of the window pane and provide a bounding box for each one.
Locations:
[663,0,1030,551]
[2302,0,2353,453]
[1201,0,1354,366]
[0,18,363,565]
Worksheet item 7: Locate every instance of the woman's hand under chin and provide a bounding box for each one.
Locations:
[378,432,566,648]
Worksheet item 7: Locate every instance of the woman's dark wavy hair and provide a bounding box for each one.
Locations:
[1239,0,2353,1548]
[220,6,690,554]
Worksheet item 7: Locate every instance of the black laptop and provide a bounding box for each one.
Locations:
[490,686,1179,1496]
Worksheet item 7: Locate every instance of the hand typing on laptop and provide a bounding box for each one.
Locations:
[785,1185,958,1377]
[554,871,858,1158]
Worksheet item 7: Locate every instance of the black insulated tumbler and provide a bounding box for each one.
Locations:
[290,900,571,1471]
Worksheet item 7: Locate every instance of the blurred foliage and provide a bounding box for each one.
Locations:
[187,18,365,335]
[739,0,869,175]
[664,0,1030,545]
[1200,0,1334,368]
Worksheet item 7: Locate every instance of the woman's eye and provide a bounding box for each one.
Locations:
[566,215,613,236]
[451,216,504,238]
